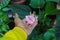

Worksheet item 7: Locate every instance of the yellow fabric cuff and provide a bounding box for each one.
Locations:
[0,26,27,40]
[13,26,28,40]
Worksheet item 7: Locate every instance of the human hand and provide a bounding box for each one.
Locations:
[14,13,38,35]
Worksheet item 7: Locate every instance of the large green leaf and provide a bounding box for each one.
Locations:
[30,0,45,8]
[45,2,60,15]
[8,4,31,19]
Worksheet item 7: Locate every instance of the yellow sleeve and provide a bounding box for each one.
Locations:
[0,26,27,40]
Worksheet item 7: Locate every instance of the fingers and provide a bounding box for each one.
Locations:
[22,16,38,35]
[23,18,32,27]
[14,13,22,21]
[15,13,19,18]
[23,13,38,27]
[23,18,38,30]
[22,19,31,30]
[14,12,38,30]
[14,13,22,26]
[31,19,38,29]
[30,12,34,16]
[30,12,31,15]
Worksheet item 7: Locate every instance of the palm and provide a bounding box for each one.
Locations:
[14,13,38,35]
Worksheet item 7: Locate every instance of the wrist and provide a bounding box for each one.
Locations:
[17,24,32,35]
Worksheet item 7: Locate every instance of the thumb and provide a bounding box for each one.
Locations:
[30,12,34,16]
[15,13,19,18]
[15,13,22,21]
[14,13,22,26]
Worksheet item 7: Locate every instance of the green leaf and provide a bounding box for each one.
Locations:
[2,7,10,11]
[0,0,10,10]
[1,24,9,30]
[8,4,31,19]
[30,0,45,8]
[38,10,45,20]
[56,15,60,27]
[0,23,9,38]
[36,34,44,40]
[44,28,56,40]
[0,11,3,17]
[44,32,55,40]
[45,2,59,15]
[0,33,4,37]
[0,11,9,25]
[0,23,9,32]
[46,0,59,2]
[48,27,56,33]
[45,17,51,27]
